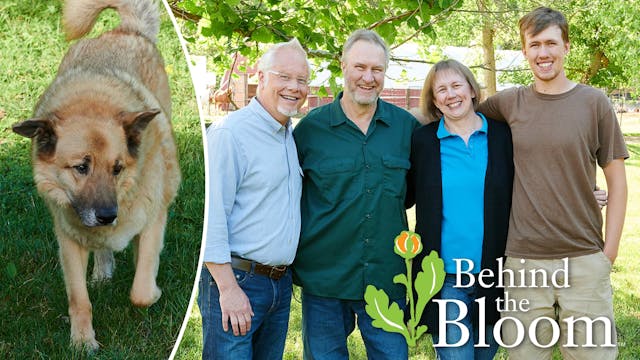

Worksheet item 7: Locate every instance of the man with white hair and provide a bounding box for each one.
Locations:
[199,38,310,359]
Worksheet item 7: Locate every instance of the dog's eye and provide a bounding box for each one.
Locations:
[113,163,123,176]
[73,164,89,175]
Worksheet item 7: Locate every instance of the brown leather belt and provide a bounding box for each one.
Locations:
[231,256,288,280]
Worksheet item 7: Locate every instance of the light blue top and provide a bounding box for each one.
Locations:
[204,98,302,266]
[437,113,488,274]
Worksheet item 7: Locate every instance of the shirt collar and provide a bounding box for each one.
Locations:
[330,91,392,128]
[437,112,488,139]
[250,97,290,134]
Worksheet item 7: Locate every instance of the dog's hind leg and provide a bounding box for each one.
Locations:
[58,233,99,351]
[129,210,166,307]
[91,249,115,283]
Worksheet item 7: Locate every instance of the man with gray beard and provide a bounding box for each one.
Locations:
[292,29,419,359]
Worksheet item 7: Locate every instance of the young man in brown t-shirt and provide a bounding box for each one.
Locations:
[478,7,628,360]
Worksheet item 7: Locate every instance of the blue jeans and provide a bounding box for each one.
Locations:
[198,266,293,360]
[432,275,499,360]
[301,291,408,360]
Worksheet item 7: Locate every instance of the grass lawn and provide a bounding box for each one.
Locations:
[174,114,640,359]
[0,1,204,358]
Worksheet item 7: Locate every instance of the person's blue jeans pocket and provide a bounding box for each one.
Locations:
[301,291,408,360]
[198,266,292,360]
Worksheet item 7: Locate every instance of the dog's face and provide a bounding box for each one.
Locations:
[13,109,160,227]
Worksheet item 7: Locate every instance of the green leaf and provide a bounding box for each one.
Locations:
[197,17,211,30]
[179,0,201,15]
[415,325,428,340]
[239,46,252,56]
[201,26,214,37]
[407,316,419,329]
[364,285,410,339]
[251,27,274,43]
[414,250,445,322]
[393,273,408,287]
[316,85,328,98]
[328,76,340,99]
[6,262,17,280]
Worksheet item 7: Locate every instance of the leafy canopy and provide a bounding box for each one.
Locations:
[172,0,461,89]
[172,0,640,94]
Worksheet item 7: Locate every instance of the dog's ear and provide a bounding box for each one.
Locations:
[12,119,57,158]
[120,109,161,157]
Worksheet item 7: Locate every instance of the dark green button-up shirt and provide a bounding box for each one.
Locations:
[292,92,419,300]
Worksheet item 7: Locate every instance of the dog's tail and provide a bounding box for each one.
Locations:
[62,0,160,43]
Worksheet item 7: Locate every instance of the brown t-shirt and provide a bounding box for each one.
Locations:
[478,84,628,259]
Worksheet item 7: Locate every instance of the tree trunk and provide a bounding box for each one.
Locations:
[480,1,497,97]
[582,49,608,84]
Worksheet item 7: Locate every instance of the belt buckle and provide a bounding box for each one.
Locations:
[269,265,286,280]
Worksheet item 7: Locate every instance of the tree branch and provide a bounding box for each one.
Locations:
[308,49,340,61]
[390,0,462,50]
[167,1,201,23]
[390,56,527,73]
[368,8,420,30]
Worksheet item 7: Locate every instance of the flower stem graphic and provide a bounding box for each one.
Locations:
[365,230,445,347]
[406,256,416,338]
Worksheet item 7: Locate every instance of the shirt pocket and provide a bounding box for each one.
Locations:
[382,154,411,198]
[317,158,359,203]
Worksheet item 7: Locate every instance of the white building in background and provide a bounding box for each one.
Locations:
[188,43,526,115]
[311,43,524,90]
[190,55,216,111]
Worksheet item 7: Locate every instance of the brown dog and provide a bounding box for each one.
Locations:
[12,0,180,351]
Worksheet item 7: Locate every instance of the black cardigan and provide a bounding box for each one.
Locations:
[406,118,514,334]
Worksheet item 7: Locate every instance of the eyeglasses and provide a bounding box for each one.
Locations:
[267,70,309,87]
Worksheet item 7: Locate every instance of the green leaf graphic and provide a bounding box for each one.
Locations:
[414,250,445,322]
[415,324,428,340]
[364,285,410,340]
[393,273,408,287]
[364,232,446,348]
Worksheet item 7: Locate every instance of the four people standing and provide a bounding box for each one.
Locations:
[200,6,628,359]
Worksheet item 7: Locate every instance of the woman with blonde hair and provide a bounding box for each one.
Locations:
[406,59,513,359]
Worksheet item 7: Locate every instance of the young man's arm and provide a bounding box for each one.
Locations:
[602,158,627,264]
[477,93,507,122]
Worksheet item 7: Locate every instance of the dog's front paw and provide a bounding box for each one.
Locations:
[71,337,99,353]
[130,284,162,307]
[70,316,99,352]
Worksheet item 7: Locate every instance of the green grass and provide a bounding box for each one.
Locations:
[0,1,204,358]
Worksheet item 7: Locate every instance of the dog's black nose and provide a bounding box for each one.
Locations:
[95,207,118,225]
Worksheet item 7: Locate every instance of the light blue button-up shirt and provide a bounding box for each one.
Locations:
[437,113,488,274]
[204,98,302,266]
